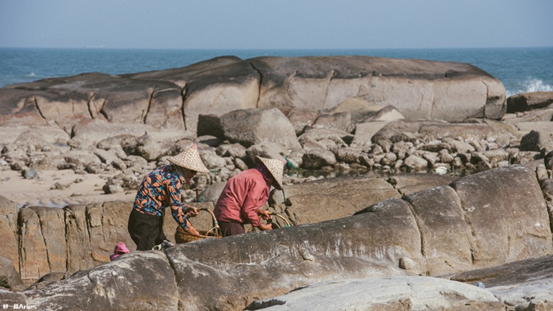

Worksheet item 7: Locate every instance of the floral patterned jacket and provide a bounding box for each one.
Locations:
[133,165,192,229]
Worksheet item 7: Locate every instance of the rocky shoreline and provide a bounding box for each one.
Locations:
[1,55,553,310]
[1,164,553,310]
[0,105,551,208]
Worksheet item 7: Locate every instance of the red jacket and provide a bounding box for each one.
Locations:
[214,167,272,227]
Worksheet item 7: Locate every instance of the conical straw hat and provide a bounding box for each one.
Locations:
[255,156,285,190]
[167,144,209,173]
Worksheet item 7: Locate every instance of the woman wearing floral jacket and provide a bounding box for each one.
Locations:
[128,144,209,250]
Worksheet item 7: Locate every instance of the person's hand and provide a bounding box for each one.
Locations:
[258,209,272,221]
[258,223,273,231]
[185,206,199,217]
[185,224,202,237]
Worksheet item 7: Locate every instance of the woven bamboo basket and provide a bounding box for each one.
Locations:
[175,208,221,244]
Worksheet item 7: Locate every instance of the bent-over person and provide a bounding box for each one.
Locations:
[214,156,285,237]
[128,144,209,250]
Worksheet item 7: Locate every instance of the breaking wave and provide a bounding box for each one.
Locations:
[507,78,553,97]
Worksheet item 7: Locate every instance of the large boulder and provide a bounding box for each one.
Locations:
[167,202,424,310]
[5,165,553,310]
[507,91,553,113]
[403,186,474,275]
[18,206,66,284]
[0,56,507,132]
[181,60,260,132]
[272,173,458,225]
[25,252,179,310]
[449,165,552,266]
[279,176,400,224]
[0,197,216,286]
[250,56,506,121]
[220,108,302,150]
[357,165,552,272]
[5,202,135,284]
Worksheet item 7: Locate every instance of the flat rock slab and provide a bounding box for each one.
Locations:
[246,276,502,310]
[387,173,459,195]
[282,176,400,224]
[448,254,553,310]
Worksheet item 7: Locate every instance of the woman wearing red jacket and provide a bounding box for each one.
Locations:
[214,156,285,237]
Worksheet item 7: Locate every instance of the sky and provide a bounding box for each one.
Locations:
[1,0,552,50]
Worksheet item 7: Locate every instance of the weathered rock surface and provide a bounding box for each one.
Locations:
[271,173,458,225]
[0,165,551,310]
[0,56,506,132]
[220,108,302,150]
[506,91,553,113]
[450,165,551,266]
[0,199,217,286]
[1,172,453,286]
[249,56,505,122]
[25,252,180,310]
[0,256,23,291]
[246,276,503,310]
[249,253,553,310]
[1,55,553,310]
[356,165,552,273]
[0,197,19,271]
[448,254,553,310]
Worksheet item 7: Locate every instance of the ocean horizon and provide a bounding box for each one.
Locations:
[1,46,552,96]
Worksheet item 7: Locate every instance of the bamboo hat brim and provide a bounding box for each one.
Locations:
[167,144,209,173]
[255,156,285,190]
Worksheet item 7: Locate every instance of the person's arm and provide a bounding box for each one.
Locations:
[167,176,202,236]
[183,218,201,236]
[240,183,271,231]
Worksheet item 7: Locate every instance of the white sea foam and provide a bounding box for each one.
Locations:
[26,72,36,77]
[507,78,553,97]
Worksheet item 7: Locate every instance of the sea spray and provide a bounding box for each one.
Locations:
[506,78,553,97]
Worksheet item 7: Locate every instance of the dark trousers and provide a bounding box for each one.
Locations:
[218,221,245,237]
[128,209,167,250]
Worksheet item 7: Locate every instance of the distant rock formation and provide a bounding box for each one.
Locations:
[507,91,553,113]
[0,56,506,132]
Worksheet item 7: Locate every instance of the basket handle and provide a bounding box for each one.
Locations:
[187,207,221,237]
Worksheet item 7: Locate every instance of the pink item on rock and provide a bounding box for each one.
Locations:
[110,242,130,261]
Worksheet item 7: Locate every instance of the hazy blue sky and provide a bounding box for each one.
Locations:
[1,0,552,50]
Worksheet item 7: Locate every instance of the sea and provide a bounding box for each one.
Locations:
[0,47,552,97]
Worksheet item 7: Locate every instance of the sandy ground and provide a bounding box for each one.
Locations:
[0,169,135,208]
